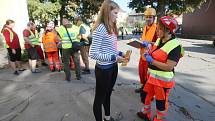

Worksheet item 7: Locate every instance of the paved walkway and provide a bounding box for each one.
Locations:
[0,38,215,121]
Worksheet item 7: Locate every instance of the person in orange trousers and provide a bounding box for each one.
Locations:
[137,16,184,121]
[42,21,61,72]
[135,8,158,93]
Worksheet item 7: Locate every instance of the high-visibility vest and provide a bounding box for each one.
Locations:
[148,38,184,88]
[2,28,14,48]
[42,31,58,52]
[56,25,80,49]
[28,29,40,45]
[140,23,157,60]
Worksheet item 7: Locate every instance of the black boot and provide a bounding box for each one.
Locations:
[135,86,143,93]
[82,69,91,74]
[137,112,150,121]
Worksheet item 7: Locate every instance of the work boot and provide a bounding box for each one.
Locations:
[137,112,150,121]
[135,86,143,93]
[57,68,61,72]
[82,69,90,74]
[50,65,55,72]
[153,116,162,121]
[56,65,61,72]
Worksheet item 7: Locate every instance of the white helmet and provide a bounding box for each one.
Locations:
[46,21,55,30]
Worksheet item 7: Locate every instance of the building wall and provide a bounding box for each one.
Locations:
[0,0,29,46]
[182,0,215,38]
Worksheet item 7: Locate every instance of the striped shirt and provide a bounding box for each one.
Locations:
[90,24,120,69]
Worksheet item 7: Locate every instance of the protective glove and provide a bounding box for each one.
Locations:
[118,51,124,57]
[142,41,150,47]
[144,53,154,64]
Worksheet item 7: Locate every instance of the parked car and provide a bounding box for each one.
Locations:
[132,27,142,35]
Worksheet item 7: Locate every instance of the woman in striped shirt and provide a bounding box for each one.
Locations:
[89,0,126,121]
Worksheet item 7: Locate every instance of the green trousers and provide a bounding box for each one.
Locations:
[62,48,81,79]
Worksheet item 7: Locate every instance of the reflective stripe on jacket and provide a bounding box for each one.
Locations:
[3,28,13,48]
[56,25,80,49]
[28,30,40,45]
[42,31,58,52]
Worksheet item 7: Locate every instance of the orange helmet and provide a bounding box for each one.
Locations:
[160,16,179,34]
[144,8,156,16]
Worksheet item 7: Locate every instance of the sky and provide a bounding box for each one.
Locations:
[114,0,132,13]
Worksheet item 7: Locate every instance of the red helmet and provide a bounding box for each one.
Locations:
[159,16,179,34]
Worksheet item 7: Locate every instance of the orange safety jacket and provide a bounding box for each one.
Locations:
[140,23,157,60]
[42,31,58,52]
[147,38,184,88]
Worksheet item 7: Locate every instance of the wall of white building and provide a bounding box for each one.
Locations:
[0,0,29,47]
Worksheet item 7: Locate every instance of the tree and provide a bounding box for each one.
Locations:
[27,0,61,23]
[27,0,104,24]
[128,0,207,17]
[76,0,103,21]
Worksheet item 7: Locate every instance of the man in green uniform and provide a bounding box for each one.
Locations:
[56,18,81,81]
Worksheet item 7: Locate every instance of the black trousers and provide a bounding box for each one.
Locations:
[93,63,118,121]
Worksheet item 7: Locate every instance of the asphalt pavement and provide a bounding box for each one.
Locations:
[0,38,215,121]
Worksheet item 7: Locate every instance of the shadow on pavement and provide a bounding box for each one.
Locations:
[184,44,215,55]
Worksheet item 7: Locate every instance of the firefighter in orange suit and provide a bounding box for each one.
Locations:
[137,16,184,121]
[135,8,158,93]
[42,22,61,72]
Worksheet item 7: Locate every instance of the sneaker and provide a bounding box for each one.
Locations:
[31,69,41,73]
[103,117,115,121]
[18,68,26,71]
[82,69,91,74]
[137,112,150,121]
[13,71,19,75]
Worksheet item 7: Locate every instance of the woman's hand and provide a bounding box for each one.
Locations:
[117,56,126,63]
[12,49,16,54]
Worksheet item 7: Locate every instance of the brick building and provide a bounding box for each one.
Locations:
[182,0,215,39]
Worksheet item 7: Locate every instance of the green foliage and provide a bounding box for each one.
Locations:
[128,0,207,16]
[28,0,61,23]
[76,0,103,20]
[27,0,104,24]
[21,49,29,62]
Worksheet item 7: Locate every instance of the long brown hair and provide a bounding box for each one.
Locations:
[93,0,119,34]
[1,19,15,33]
